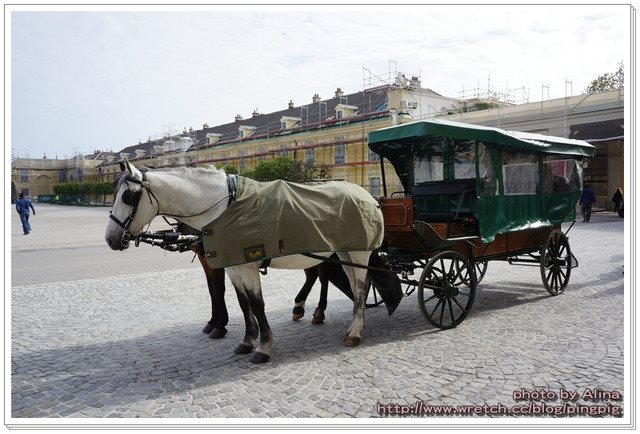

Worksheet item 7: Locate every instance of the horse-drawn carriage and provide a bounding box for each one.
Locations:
[365,118,595,328]
[106,118,594,363]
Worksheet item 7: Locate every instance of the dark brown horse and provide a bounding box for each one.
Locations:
[194,247,354,339]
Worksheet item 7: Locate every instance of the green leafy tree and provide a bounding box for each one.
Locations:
[585,62,624,93]
[93,182,114,205]
[243,157,331,182]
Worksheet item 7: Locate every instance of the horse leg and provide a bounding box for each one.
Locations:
[311,264,328,325]
[193,251,220,335]
[293,267,319,321]
[230,283,259,355]
[227,265,273,364]
[336,251,371,347]
[207,268,228,339]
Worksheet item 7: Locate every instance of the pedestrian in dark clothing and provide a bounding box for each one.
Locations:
[612,188,623,214]
[579,184,596,223]
[16,193,36,235]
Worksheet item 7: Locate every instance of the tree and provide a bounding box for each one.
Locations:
[585,62,624,94]
[93,182,114,205]
[240,156,331,182]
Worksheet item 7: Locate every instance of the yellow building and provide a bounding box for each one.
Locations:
[11,151,114,201]
[99,78,460,197]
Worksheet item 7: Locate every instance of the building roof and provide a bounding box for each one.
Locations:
[113,86,391,161]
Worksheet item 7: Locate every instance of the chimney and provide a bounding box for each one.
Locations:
[189,126,193,133]
[252,108,261,118]
[288,100,294,109]
[203,123,209,129]
[235,114,243,122]
[312,93,321,103]
[335,88,344,97]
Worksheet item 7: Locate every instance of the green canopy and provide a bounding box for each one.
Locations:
[367,118,596,243]
[368,118,595,158]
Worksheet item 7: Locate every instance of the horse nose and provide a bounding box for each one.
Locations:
[106,237,113,248]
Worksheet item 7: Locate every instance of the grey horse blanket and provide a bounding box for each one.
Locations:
[202,176,384,269]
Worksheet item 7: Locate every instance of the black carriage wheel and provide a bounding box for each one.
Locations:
[475,261,488,285]
[364,276,384,308]
[540,230,572,296]
[418,251,476,330]
[459,260,488,286]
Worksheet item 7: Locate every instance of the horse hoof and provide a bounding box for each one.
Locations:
[202,323,215,334]
[250,352,270,364]
[208,328,227,340]
[234,343,253,355]
[292,306,305,321]
[345,336,361,347]
[312,308,325,324]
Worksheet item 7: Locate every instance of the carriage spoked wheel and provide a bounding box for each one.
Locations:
[459,260,488,286]
[540,230,572,296]
[474,261,488,285]
[418,251,476,330]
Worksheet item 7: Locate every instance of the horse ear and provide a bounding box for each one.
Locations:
[123,158,143,182]
[119,161,126,172]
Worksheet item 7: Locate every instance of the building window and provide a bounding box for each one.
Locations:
[280,145,288,158]
[76,168,84,182]
[20,169,28,183]
[58,170,67,182]
[368,148,380,162]
[370,177,381,196]
[257,146,266,162]
[336,110,344,119]
[334,144,346,165]
[305,148,315,163]
[239,150,246,170]
[281,121,287,130]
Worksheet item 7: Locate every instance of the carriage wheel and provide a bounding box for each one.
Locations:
[460,260,488,286]
[418,251,476,329]
[364,276,384,308]
[540,230,572,296]
[475,261,488,284]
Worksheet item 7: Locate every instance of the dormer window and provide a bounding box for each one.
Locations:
[335,103,358,119]
[206,133,223,145]
[238,125,257,139]
[280,116,301,130]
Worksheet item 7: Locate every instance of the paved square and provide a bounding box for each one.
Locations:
[10,204,625,420]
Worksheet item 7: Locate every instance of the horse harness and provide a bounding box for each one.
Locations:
[110,171,238,248]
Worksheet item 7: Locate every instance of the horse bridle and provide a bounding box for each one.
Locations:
[109,173,154,247]
[109,172,238,248]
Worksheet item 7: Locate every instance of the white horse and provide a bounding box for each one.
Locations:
[105,159,381,363]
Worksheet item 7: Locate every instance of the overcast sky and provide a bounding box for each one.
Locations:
[9,5,630,159]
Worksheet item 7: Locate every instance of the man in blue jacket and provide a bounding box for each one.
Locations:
[16,193,36,235]
[579,184,596,223]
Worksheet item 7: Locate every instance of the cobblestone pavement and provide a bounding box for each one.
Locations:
[10,205,625,421]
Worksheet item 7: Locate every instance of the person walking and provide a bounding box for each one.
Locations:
[612,188,623,214]
[579,184,596,223]
[16,193,36,235]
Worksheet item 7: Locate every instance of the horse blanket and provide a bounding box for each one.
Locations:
[202,176,384,269]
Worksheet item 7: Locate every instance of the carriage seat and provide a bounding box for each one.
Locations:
[412,180,476,223]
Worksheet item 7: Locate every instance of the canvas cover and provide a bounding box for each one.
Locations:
[368,119,595,243]
[202,177,384,269]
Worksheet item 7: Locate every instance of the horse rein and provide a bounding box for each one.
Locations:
[110,172,238,248]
